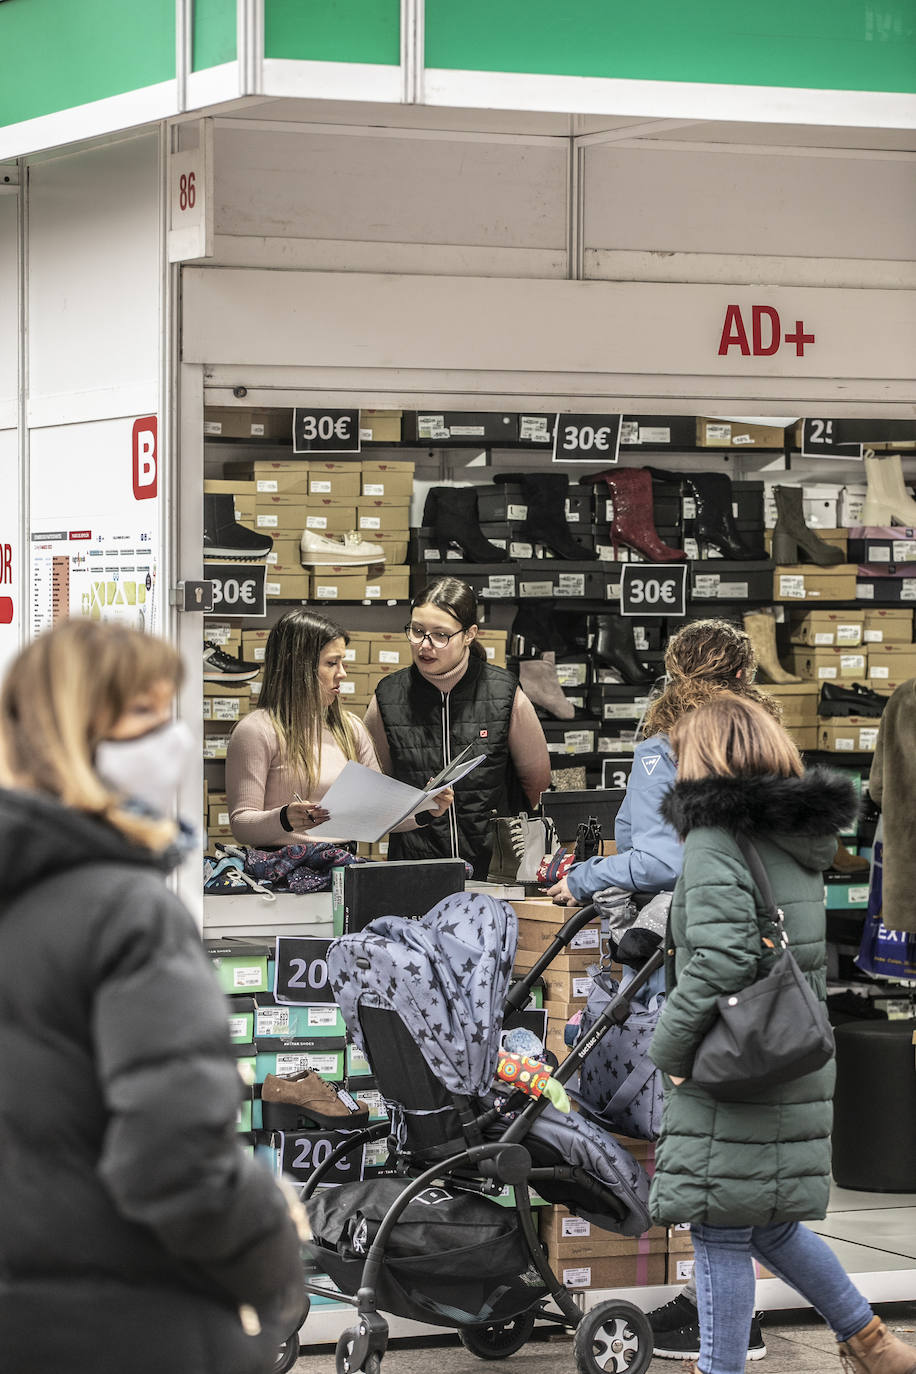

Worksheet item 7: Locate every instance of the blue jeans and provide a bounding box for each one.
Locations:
[691,1221,874,1374]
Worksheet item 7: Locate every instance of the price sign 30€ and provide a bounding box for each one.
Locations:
[204,562,267,618]
[552,413,622,463]
[620,563,686,618]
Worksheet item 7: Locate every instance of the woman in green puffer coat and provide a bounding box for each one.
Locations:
[648,693,916,1374]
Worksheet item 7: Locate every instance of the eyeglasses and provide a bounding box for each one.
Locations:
[405,623,465,649]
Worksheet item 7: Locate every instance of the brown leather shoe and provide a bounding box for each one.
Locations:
[830,842,870,875]
[261,1070,370,1132]
[838,1317,916,1374]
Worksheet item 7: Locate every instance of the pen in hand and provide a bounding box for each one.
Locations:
[291,793,330,827]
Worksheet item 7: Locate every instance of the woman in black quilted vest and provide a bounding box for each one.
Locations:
[364,577,551,878]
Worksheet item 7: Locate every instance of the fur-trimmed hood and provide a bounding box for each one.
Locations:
[661,767,859,871]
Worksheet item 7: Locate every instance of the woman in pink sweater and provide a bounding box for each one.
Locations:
[226,609,452,848]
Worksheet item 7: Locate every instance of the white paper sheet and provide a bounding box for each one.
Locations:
[305,761,450,843]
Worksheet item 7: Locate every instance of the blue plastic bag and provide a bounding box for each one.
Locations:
[855,820,916,983]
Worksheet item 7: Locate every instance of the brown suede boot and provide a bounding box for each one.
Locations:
[838,1317,916,1374]
[830,841,870,875]
[261,1070,369,1132]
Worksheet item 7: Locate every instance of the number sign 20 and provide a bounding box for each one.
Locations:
[274,936,336,1004]
[280,1128,365,1183]
[620,563,687,618]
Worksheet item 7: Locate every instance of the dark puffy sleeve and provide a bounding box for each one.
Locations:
[90,876,303,1333]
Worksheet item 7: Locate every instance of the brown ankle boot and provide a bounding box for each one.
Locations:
[830,841,870,875]
[261,1070,369,1132]
[838,1316,916,1374]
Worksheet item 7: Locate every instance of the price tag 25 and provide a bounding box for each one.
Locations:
[552,413,622,464]
[620,563,687,617]
[293,408,361,454]
[274,936,336,1004]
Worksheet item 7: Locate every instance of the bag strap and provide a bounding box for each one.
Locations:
[734,834,788,951]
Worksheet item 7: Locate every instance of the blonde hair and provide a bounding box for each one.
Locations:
[643,618,781,737]
[258,609,360,793]
[0,619,183,850]
[671,692,804,782]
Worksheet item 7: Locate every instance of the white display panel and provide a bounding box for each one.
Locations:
[0,428,20,674]
[0,193,17,431]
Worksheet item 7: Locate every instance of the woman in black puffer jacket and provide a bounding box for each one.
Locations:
[0,621,304,1374]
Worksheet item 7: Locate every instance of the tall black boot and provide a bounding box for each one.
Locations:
[589,613,653,685]
[204,493,274,559]
[683,472,768,560]
[424,486,509,562]
[497,472,597,560]
[772,485,844,566]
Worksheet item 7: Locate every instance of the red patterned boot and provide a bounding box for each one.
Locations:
[582,468,686,562]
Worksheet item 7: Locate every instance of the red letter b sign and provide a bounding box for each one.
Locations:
[132,417,158,500]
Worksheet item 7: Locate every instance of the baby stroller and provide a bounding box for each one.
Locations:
[296,892,664,1374]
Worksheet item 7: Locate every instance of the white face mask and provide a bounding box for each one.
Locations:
[95,719,194,817]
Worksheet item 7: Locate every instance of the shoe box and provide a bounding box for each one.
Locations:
[689,560,774,603]
[764,527,848,559]
[867,644,916,684]
[412,525,598,562]
[542,786,623,844]
[549,1248,666,1292]
[356,497,410,536]
[540,1205,666,1261]
[789,609,865,647]
[307,462,362,499]
[696,419,786,450]
[587,682,654,726]
[204,407,290,440]
[540,719,600,761]
[306,569,411,602]
[206,938,272,995]
[773,564,858,601]
[817,718,880,753]
[203,684,252,722]
[862,608,915,643]
[848,525,916,566]
[856,571,916,603]
[405,411,521,445]
[788,645,868,683]
[476,485,593,525]
[332,858,466,933]
[761,682,818,728]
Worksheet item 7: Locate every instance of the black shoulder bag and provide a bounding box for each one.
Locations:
[690,835,835,1100]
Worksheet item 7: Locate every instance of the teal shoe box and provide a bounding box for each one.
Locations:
[233,1041,257,1087]
[345,1040,373,1077]
[206,938,271,995]
[254,992,346,1039]
[347,1077,388,1121]
[825,878,870,909]
[254,1036,346,1083]
[237,1097,253,1132]
[227,996,255,1043]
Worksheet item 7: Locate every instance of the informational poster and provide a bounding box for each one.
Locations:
[30,522,160,637]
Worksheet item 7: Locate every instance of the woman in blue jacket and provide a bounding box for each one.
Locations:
[547,617,781,1363]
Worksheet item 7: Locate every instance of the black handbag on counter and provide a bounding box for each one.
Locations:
[691,836,835,1100]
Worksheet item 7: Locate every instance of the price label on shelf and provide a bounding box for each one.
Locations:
[801,419,863,460]
[293,408,360,454]
[204,562,266,618]
[274,936,336,1004]
[278,1129,365,1185]
[552,413,622,464]
[620,563,686,617]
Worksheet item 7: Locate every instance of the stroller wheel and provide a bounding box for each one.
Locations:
[273,1331,300,1373]
[458,1311,537,1359]
[335,1328,382,1374]
[573,1300,652,1374]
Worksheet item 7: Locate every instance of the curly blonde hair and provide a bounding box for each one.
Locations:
[642,618,781,738]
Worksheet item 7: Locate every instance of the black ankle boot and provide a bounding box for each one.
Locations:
[204,493,274,559]
[511,602,574,657]
[424,486,509,562]
[589,613,653,685]
[498,472,597,560]
[683,473,768,560]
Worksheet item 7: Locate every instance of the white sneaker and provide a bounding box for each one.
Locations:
[299,529,386,567]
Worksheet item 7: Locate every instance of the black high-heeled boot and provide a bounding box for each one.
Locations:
[424,486,509,562]
[511,601,575,657]
[683,472,768,560]
[497,472,597,560]
[589,613,653,685]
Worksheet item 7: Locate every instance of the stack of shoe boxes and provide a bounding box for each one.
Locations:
[509,899,604,1063]
[202,622,244,772]
[539,1201,667,1290]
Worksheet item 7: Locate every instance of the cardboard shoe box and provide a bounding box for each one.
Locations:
[540,1206,665,1259]
[356,498,412,534]
[363,569,410,601]
[256,501,310,533]
[774,565,858,601]
[868,645,916,683]
[308,462,363,499]
[305,502,359,534]
[760,682,819,726]
[308,572,368,601]
[248,461,311,497]
[863,608,915,644]
[789,610,864,647]
[360,410,404,444]
[789,647,868,682]
[204,407,289,441]
[361,459,414,497]
[697,419,786,449]
[817,719,880,753]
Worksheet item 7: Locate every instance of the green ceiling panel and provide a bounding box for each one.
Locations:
[265,0,400,66]
[425,0,916,93]
[0,0,175,127]
[193,0,237,72]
